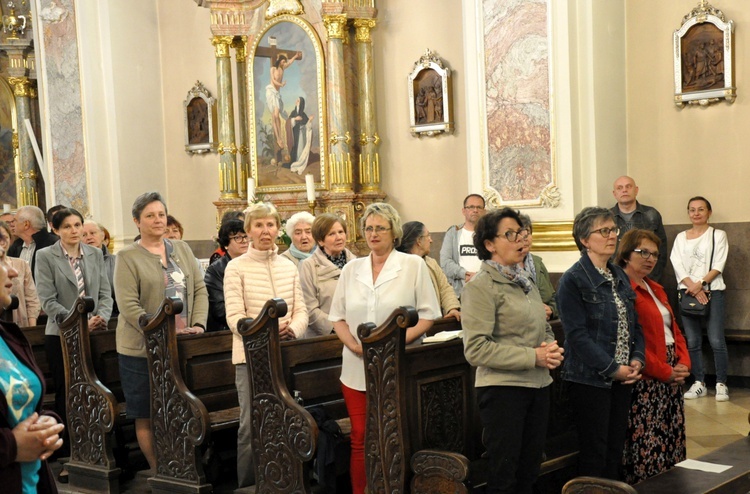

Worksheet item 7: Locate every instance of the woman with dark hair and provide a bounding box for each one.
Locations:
[209,210,245,265]
[298,213,356,338]
[616,229,690,483]
[35,208,113,475]
[462,207,563,494]
[114,192,208,470]
[671,196,729,401]
[204,219,248,332]
[0,255,65,493]
[557,206,645,480]
[397,221,460,320]
[165,215,184,240]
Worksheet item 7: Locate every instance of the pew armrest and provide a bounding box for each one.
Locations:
[411,449,469,494]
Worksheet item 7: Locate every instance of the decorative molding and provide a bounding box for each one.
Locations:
[211,35,234,57]
[232,35,248,62]
[353,18,376,43]
[266,0,303,19]
[7,76,29,97]
[323,14,347,40]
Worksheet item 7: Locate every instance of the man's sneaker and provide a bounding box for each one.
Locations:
[685,381,707,399]
[716,383,729,402]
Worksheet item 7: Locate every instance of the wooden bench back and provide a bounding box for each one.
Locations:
[58,296,121,493]
[238,297,318,494]
[141,297,211,492]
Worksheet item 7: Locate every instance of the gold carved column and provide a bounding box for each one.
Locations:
[212,35,239,199]
[353,19,380,193]
[322,14,353,193]
[8,76,37,206]
[233,36,250,200]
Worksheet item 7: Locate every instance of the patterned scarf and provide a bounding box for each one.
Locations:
[486,260,534,294]
[325,250,348,270]
[523,253,538,284]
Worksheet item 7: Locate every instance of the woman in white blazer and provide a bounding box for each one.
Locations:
[328,202,440,494]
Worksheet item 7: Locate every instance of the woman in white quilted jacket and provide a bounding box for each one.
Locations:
[223,202,308,488]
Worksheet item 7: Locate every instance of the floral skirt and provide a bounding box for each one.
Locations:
[622,345,687,484]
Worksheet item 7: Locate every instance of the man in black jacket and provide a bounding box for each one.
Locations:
[8,205,58,280]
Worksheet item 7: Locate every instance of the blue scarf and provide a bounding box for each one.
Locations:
[289,244,316,261]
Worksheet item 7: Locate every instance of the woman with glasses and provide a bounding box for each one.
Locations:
[204,219,248,332]
[557,206,645,480]
[616,229,690,483]
[0,221,39,327]
[670,196,729,402]
[298,213,356,338]
[223,202,308,488]
[328,202,440,494]
[462,208,563,494]
[397,221,460,320]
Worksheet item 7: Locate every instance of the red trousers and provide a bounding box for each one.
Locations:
[342,383,367,494]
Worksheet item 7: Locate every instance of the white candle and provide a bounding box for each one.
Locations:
[2,204,9,213]
[247,178,255,204]
[305,174,315,203]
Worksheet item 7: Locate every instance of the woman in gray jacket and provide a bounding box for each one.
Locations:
[461,208,563,494]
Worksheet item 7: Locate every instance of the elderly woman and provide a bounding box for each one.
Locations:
[114,192,207,470]
[281,211,316,266]
[0,254,65,493]
[298,213,356,338]
[616,229,690,483]
[670,196,729,402]
[224,202,307,488]
[397,221,460,320]
[518,213,558,320]
[462,208,563,494]
[328,202,440,494]
[82,220,117,316]
[0,221,39,327]
[556,206,645,480]
[204,219,248,332]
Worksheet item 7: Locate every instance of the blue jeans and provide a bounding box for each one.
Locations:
[680,289,728,383]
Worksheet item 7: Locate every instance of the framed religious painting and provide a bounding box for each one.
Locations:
[249,15,327,193]
[0,78,19,207]
[408,49,453,137]
[183,81,217,154]
[674,1,735,107]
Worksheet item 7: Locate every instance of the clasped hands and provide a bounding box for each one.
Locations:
[669,363,690,387]
[535,340,564,370]
[13,412,64,462]
[612,360,643,384]
[685,279,710,305]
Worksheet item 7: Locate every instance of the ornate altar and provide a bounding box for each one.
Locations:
[200,0,384,253]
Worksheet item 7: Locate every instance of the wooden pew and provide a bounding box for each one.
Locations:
[141,297,212,494]
[58,296,121,493]
[358,306,470,493]
[237,298,319,493]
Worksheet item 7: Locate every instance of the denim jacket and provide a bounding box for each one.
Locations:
[556,253,645,388]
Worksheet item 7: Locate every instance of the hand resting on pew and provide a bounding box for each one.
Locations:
[174,315,205,335]
[278,320,297,341]
[89,315,108,331]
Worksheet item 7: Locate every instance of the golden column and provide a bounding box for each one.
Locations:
[8,76,37,206]
[212,35,239,199]
[233,36,250,200]
[322,14,353,193]
[353,19,380,193]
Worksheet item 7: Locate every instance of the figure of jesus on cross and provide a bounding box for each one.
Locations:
[258,37,302,150]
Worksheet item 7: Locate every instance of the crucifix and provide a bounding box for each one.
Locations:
[255,37,303,161]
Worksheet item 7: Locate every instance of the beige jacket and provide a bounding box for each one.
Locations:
[9,257,40,327]
[224,244,308,364]
[298,247,356,338]
[424,256,460,316]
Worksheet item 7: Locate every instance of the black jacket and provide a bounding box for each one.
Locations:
[610,202,668,282]
[204,254,232,332]
[7,229,59,280]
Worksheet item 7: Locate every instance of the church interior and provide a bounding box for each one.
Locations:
[1,0,750,492]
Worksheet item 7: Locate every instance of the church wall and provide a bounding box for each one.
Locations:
[625,1,749,226]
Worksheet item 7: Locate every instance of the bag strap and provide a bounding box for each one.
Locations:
[707,228,715,290]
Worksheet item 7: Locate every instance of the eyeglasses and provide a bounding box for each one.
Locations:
[464,205,485,211]
[229,234,249,243]
[633,248,659,260]
[590,227,619,238]
[496,228,530,242]
[364,226,391,235]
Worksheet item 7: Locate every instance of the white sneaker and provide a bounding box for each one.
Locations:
[685,381,707,399]
[716,383,729,402]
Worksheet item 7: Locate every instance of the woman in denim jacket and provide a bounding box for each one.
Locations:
[557,207,645,480]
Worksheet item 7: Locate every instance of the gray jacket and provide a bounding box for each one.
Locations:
[35,241,113,336]
[610,202,668,282]
[439,224,465,296]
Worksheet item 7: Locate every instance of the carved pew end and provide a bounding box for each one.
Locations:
[411,449,470,494]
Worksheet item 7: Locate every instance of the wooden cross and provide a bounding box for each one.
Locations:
[255,36,303,67]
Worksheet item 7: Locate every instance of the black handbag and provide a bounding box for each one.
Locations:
[679,228,715,318]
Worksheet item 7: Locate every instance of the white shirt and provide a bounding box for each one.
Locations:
[458,228,481,281]
[670,226,728,291]
[329,250,440,391]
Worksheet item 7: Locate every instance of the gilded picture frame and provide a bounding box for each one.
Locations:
[184,81,217,154]
[674,1,735,107]
[249,15,327,194]
[408,49,453,137]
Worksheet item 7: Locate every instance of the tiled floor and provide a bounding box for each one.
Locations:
[684,385,750,459]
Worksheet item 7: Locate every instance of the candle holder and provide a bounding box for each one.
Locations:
[308,200,316,215]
